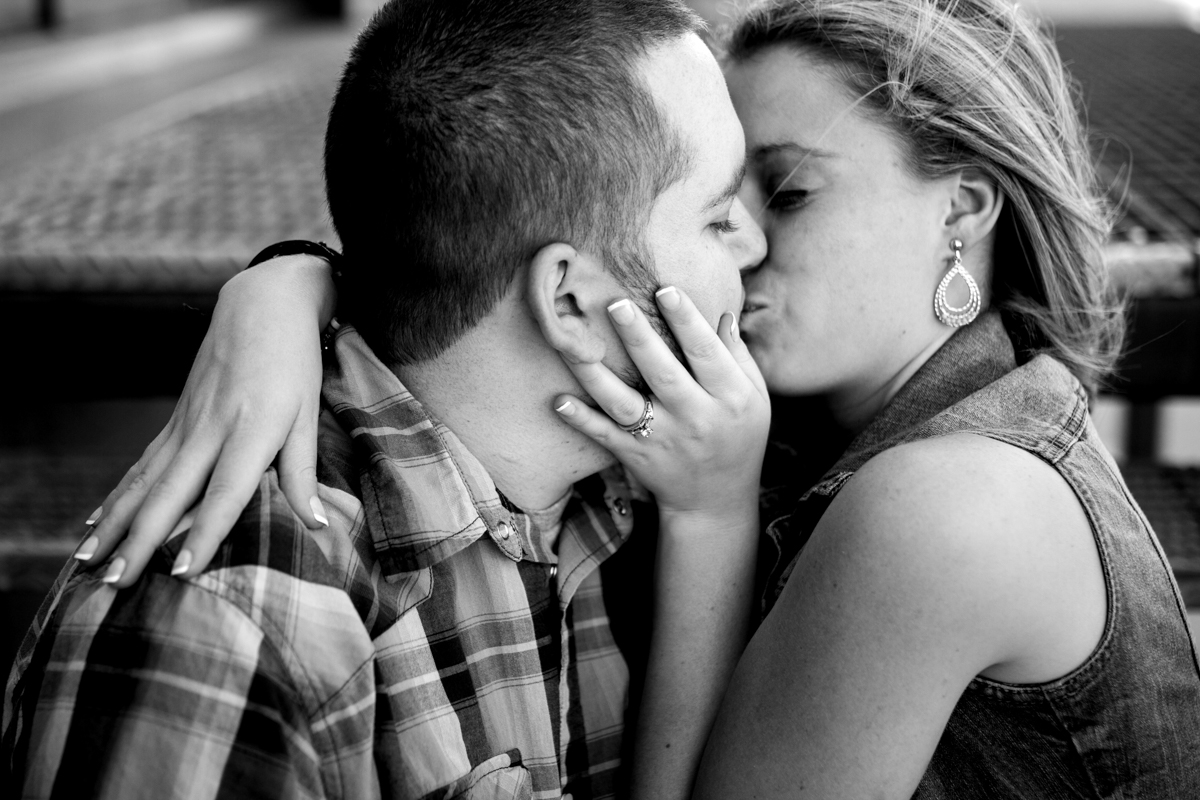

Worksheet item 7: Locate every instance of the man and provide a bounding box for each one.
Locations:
[2,0,765,797]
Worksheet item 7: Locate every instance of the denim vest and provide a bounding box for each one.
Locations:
[760,313,1200,798]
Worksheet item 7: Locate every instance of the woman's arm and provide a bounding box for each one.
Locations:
[80,254,336,586]
[630,501,759,800]
[692,434,1105,799]
[553,288,770,800]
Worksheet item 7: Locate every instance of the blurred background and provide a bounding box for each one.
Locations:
[0,0,1198,678]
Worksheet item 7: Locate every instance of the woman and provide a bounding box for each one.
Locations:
[78,0,1200,795]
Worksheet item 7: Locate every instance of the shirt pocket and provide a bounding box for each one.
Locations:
[441,749,532,800]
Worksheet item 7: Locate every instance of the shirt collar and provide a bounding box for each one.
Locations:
[320,325,634,579]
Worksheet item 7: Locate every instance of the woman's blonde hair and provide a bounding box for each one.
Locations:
[726,0,1125,392]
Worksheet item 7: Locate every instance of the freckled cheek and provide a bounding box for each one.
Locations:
[770,228,850,306]
[804,208,894,303]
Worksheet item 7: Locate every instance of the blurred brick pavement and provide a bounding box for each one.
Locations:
[0,23,348,293]
[1,20,1196,295]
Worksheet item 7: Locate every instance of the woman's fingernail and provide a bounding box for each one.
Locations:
[101,557,126,584]
[555,400,576,416]
[309,496,329,527]
[85,506,103,526]
[74,535,99,561]
[607,299,635,325]
[655,286,681,310]
[171,550,192,577]
[730,317,739,338]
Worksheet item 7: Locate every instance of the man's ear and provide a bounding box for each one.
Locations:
[944,168,1005,247]
[526,242,611,364]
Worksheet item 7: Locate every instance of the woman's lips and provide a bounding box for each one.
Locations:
[741,299,767,316]
[739,300,768,339]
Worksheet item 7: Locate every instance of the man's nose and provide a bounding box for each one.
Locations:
[730,197,767,272]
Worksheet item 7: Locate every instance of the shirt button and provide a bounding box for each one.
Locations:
[612,497,628,516]
[549,565,558,580]
[497,521,512,540]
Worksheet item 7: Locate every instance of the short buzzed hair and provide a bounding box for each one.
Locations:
[325,0,701,365]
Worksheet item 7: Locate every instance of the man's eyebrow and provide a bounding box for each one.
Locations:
[703,159,747,213]
[751,142,837,163]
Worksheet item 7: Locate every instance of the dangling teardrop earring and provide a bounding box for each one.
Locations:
[934,238,981,327]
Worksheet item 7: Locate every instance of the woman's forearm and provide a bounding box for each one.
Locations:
[629,502,760,800]
[227,253,338,330]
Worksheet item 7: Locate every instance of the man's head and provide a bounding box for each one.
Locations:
[326,0,705,365]
[527,30,765,393]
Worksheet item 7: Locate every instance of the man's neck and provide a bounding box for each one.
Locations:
[393,324,611,512]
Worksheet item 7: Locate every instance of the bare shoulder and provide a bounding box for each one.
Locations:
[821,433,1106,682]
[691,435,1107,798]
[837,432,1086,547]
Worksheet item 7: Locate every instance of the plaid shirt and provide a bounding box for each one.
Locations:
[3,327,653,800]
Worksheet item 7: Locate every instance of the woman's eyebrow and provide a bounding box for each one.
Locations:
[751,142,837,163]
[703,159,747,213]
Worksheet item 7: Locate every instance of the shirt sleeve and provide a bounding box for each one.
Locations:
[3,564,326,800]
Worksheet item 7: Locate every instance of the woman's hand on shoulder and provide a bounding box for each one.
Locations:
[77,255,336,587]
[693,433,1104,799]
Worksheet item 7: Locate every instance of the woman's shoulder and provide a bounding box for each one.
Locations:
[840,432,1080,539]
[817,432,1105,680]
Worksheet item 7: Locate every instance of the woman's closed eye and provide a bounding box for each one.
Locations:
[766,188,810,212]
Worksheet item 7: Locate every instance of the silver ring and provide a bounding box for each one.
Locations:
[619,395,654,438]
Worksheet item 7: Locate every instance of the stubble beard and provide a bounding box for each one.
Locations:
[610,249,686,395]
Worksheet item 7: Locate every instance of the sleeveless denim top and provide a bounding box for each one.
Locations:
[759,312,1200,798]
